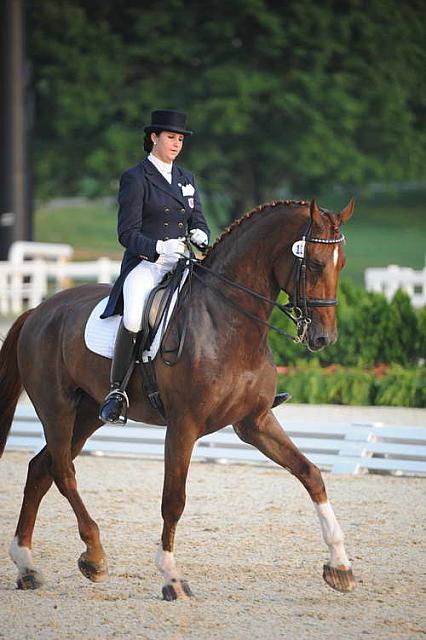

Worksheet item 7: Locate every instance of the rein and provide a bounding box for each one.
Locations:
[190,260,300,340]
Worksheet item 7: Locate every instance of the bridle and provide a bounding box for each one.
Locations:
[188,220,345,344]
[160,221,345,365]
[286,220,345,342]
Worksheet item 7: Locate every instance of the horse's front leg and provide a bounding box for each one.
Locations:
[234,409,356,593]
[156,423,197,601]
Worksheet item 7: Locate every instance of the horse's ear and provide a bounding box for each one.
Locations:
[339,197,355,224]
[309,199,322,226]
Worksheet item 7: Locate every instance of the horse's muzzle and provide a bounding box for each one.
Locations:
[307,331,337,352]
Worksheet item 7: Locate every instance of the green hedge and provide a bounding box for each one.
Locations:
[276,363,426,407]
[269,281,426,367]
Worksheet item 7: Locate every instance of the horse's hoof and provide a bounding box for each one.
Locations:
[78,553,108,583]
[272,392,292,408]
[162,579,193,601]
[323,564,356,593]
[17,569,44,590]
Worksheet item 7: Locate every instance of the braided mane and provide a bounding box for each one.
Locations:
[204,199,310,259]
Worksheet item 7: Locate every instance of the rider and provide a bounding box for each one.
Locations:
[99,109,210,424]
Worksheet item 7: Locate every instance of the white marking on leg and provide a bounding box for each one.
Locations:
[315,501,351,568]
[9,536,36,574]
[155,545,182,583]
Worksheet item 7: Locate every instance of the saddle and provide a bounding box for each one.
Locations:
[135,259,189,417]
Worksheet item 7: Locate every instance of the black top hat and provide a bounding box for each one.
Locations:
[144,110,193,136]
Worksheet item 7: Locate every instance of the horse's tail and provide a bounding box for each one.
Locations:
[0,309,33,458]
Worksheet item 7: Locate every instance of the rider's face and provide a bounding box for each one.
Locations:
[151,131,184,163]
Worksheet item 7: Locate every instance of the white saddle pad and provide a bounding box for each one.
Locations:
[84,270,188,362]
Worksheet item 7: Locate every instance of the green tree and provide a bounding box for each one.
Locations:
[31,0,426,224]
[31,1,124,199]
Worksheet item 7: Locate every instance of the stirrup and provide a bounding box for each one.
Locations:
[99,389,129,425]
[104,388,129,406]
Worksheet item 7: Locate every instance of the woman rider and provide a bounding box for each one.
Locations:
[99,109,210,424]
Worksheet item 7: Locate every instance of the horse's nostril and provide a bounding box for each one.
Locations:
[308,334,329,352]
[315,336,327,349]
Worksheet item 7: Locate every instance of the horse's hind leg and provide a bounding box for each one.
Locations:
[10,446,53,589]
[233,410,356,593]
[10,393,106,589]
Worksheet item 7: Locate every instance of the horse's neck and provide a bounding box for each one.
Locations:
[197,207,304,341]
[204,207,300,301]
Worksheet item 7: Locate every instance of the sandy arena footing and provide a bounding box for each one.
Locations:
[1,451,425,640]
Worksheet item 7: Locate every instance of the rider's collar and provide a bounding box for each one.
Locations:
[148,153,173,180]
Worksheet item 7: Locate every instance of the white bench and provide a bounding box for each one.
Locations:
[8,404,426,476]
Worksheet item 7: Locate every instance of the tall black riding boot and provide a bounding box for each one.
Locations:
[99,323,138,425]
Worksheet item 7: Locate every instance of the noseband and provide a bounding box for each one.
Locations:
[288,222,345,342]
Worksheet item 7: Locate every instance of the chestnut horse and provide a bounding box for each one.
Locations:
[0,198,356,599]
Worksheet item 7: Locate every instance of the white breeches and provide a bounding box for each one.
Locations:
[122,256,179,333]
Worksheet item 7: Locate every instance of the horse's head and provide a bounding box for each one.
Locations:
[277,198,355,352]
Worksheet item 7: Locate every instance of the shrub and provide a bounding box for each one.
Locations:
[276,363,425,407]
[373,365,426,407]
[416,306,426,363]
[269,280,423,368]
[387,290,419,365]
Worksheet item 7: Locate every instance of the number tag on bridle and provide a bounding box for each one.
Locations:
[292,239,306,258]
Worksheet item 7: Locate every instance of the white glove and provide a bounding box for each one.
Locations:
[190,228,208,248]
[156,238,186,259]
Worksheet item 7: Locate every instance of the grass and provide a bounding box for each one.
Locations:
[339,202,426,284]
[35,198,426,284]
[35,201,122,259]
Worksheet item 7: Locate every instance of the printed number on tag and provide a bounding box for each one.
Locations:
[292,239,306,258]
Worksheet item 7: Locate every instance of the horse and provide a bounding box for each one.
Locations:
[0,197,356,599]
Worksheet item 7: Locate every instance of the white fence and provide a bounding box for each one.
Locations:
[8,404,426,477]
[365,264,426,308]
[0,241,120,314]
